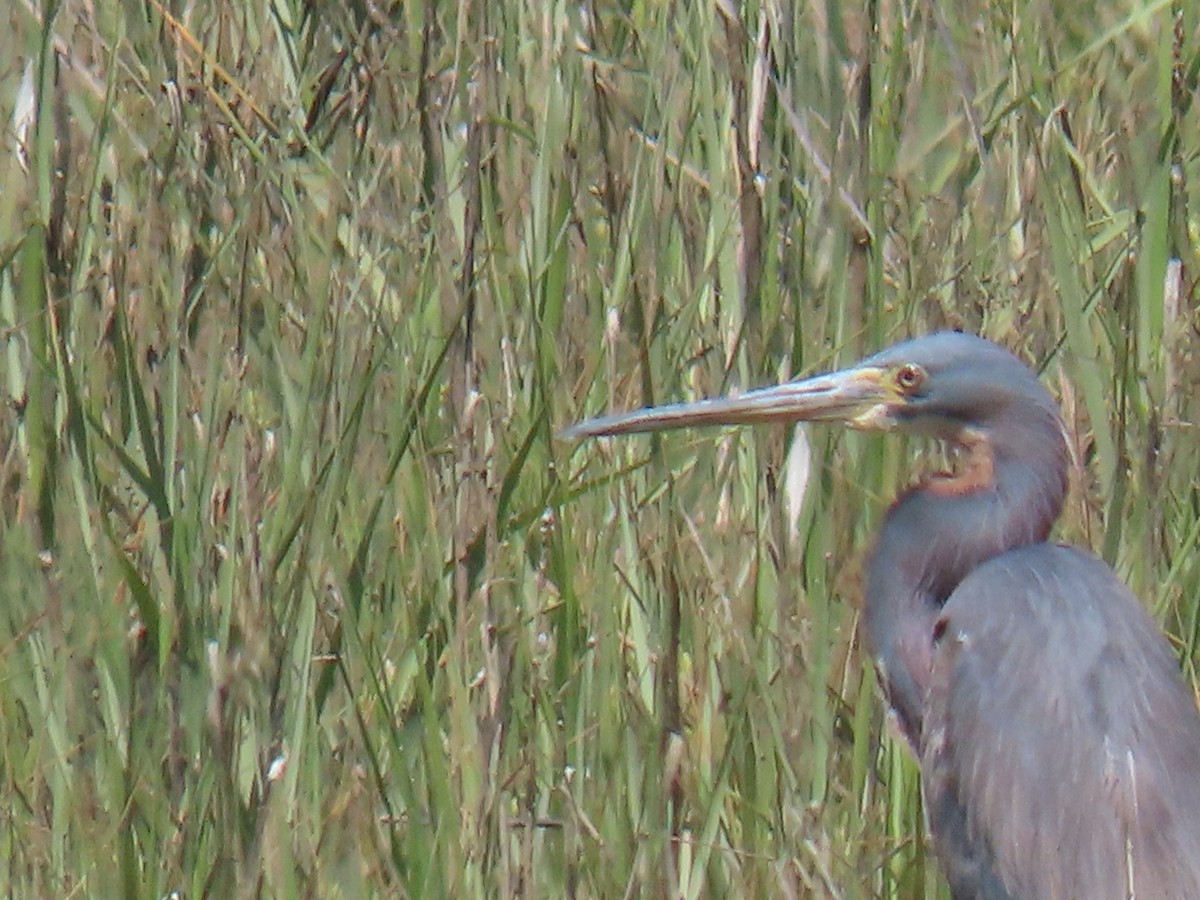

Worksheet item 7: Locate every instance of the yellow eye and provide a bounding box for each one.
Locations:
[896,363,925,393]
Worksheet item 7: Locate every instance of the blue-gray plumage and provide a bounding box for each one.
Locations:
[564,333,1200,898]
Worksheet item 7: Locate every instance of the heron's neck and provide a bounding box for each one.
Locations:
[864,408,1069,745]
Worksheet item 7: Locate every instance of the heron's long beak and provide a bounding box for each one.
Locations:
[562,366,894,440]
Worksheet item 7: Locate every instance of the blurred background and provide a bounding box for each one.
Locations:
[2,0,1199,896]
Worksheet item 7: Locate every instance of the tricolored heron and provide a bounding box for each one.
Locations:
[564,332,1200,899]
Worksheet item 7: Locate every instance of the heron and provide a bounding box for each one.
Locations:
[563,332,1200,899]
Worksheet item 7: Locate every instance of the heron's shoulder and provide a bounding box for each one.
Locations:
[943,542,1161,654]
[957,543,1126,602]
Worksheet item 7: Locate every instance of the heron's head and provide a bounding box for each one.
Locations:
[562,332,1061,448]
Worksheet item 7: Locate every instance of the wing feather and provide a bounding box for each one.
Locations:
[922,544,1200,900]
